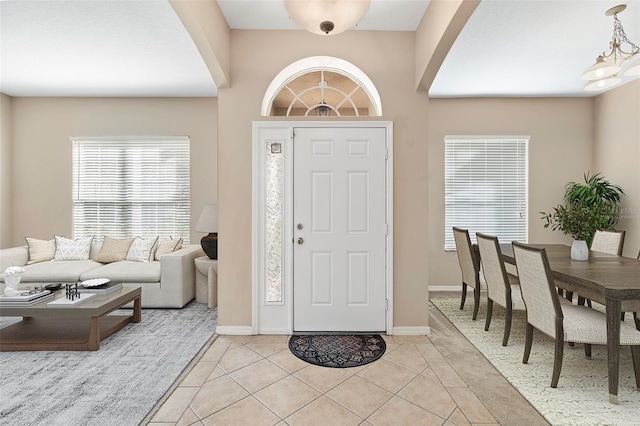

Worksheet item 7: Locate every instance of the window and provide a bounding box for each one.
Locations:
[72,137,190,243]
[444,136,528,251]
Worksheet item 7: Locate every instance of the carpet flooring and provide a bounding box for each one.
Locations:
[288,334,386,368]
[431,296,640,426]
[0,301,217,426]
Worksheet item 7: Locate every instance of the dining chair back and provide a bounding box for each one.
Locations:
[512,241,640,389]
[477,233,525,345]
[453,227,481,320]
[590,230,625,255]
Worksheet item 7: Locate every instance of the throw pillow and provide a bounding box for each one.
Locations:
[25,237,56,264]
[94,236,135,264]
[154,237,183,260]
[54,235,94,261]
[126,236,159,262]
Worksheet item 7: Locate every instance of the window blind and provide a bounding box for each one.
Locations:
[444,136,528,251]
[72,137,191,243]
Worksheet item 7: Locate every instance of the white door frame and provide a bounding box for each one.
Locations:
[252,121,394,335]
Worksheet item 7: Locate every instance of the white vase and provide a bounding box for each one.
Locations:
[571,240,589,261]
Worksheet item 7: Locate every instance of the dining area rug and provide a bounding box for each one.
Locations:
[289,334,386,368]
[0,302,217,426]
[431,296,640,425]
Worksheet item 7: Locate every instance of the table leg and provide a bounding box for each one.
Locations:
[88,316,100,351]
[132,295,142,323]
[606,298,622,404]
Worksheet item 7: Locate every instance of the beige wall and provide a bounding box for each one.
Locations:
[1,94,12,248]
[8,97,217,247]
[218,30,430,329]
[427,97,594,287]
[593,79,640,258]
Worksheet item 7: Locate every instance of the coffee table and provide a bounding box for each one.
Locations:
[0,285,141,351]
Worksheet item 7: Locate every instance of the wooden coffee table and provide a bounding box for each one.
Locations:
[0,285,141,351]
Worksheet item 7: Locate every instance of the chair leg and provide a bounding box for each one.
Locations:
[584,343,592,358]
[484,299,493,331]
[472,286,480,321]
[565,291,573,303]
[634,312,640,331]
[523,323,534,364]
[551,338,564,388]
[631,346,640,388]
[503,305,513,346]
[460,283,467,310]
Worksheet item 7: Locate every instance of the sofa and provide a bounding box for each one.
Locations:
[0,237,205,308]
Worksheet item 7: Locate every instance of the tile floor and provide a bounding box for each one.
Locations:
[146,333,500,426]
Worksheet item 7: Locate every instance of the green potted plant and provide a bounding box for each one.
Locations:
[541,172,624,260]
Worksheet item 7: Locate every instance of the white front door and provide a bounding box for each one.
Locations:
[293,127,387,332]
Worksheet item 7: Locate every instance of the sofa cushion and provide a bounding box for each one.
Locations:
[19,260,103,283]
[126,236,159,262]
[80,260,161,283]
[94,237,135,263]
[154,238,183,260]
[25,237,56,264]
[54,235,94,261]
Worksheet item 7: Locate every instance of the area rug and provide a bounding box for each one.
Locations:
[289,334,385,368]
[0,301,217,426]
[431,296,640,426]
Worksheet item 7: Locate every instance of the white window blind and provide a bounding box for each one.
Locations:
[444,136,528,251]
[72,137,191,243]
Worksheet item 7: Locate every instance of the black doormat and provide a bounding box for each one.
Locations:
[288,334,386,368]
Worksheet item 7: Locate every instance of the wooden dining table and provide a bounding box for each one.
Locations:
[498,243,640,404]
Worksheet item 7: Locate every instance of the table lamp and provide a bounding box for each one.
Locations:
[195,204,218,259]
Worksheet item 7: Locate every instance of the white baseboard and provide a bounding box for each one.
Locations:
[391,326,431,335]
[215,325,254,335]
[429,286,464,292]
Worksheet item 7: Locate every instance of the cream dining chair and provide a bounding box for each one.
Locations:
[453,227,481,320]
[590,229,625,255]
[477,233,525,346]
[512,241,640,389]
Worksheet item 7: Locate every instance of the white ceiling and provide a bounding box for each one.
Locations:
[1,0,639,98]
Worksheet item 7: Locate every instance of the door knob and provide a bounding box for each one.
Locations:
[297,237,304,245]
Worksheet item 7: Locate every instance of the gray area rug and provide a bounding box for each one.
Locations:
[431,296,640,426]
[0,301,217,426]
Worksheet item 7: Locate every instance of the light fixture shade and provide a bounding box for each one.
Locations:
[584,76,622,91]
[624,58,640,76]
[284,0,370,36]
[195,204,218,233]
[581,57,621,81]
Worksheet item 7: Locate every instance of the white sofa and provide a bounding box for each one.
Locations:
[0,243,204,308]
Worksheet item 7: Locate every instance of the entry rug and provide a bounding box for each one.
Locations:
[431,296,640,426]
[0,302,217,426]
[289,334,385,368]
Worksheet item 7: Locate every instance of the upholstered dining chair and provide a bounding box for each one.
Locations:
[453,227,481,320]
[476,233,525,346]
[590,229,625,255]
[512,241,640,389]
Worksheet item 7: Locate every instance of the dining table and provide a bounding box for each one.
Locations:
[498,243,640,404]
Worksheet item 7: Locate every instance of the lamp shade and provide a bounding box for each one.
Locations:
[584,76,621,91]
[195,204,218,233]
[284,0,370,36]
[581,56,621,81]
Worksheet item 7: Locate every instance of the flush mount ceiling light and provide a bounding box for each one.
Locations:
[284,0,370,36]
[581,4,639,91]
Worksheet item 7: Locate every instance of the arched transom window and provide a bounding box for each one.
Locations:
[262,56,382,117]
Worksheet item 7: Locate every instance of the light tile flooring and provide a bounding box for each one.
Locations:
[146,334,500,426]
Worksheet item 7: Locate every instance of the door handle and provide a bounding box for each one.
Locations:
[297,237,304,245]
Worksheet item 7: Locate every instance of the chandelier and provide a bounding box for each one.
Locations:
[581,4,640,91]
[284,0,370,36]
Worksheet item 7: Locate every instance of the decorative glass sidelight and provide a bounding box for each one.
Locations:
[265,141,284,303]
